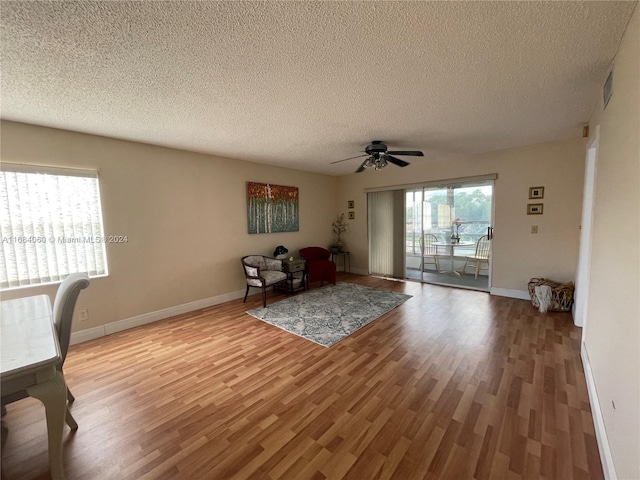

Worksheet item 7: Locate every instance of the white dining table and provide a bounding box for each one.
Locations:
[433,241,474,276]
[1,295,71,480]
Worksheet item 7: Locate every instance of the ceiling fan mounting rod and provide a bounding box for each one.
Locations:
[365,141,388,155]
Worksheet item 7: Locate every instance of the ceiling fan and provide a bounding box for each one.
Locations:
[331,140,424,173]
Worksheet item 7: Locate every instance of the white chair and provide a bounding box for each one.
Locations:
[53,273,90,407]
[1,273,90,429]
[421,233,441,272]
[459,235,491,279]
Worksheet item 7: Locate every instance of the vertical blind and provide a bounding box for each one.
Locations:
[368,190,395,277]
[0,164,108,289]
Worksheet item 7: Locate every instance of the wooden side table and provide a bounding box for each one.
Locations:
[331,251,350,272]
[280,258,307,293]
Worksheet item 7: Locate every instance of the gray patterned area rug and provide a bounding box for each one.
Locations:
[246,282,412,347]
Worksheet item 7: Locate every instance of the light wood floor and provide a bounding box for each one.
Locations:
[1,274,603,480]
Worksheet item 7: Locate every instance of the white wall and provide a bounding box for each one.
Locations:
[582,6,639,479]
[337,137,586,294]
[0,121,339,333]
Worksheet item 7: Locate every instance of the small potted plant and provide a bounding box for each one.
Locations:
[331,213,349,252]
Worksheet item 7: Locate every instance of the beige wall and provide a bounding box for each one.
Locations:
[1,13,636,473]
[583,6,639,479]
[0,121,339,332]
[337,137,586,293]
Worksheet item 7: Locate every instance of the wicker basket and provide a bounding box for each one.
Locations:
[527,278,575,312]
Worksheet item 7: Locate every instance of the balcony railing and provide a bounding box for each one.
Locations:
[405,223,490,256]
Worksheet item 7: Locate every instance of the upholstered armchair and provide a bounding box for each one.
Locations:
[242,255,288,307]
[299,247,336,286]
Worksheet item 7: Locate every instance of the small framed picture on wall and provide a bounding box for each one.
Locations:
[348,200,355,209]
[527,203,544,215]
[348,212,355,220]
[529,186,544,199]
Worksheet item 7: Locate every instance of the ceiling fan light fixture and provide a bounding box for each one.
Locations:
[331,141,423,173]
[366,154,387,171]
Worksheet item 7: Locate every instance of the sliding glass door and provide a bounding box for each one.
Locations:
[405,180,493,291]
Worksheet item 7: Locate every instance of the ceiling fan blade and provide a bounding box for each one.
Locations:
[387,150,424,156]
[355,159,369,173]
[330,154,367,165]
[386,155,410,167]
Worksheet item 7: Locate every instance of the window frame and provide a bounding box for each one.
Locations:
[0,163,109,291]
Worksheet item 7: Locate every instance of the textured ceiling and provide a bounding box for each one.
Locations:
[1,1,636,175]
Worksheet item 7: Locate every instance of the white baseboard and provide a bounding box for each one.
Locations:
[581,342,617,480]
[349,267,369,276]
[70,288,246,346]
[70,325,106,344]
[489,287,530,300]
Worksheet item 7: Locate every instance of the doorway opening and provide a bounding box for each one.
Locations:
[573,132,598,328]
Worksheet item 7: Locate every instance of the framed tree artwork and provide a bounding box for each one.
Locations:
[247,182,299,233]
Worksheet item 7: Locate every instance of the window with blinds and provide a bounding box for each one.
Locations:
[0,164,108,289]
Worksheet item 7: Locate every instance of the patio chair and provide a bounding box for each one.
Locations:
[421,233,441,272]
[459,235,491,279]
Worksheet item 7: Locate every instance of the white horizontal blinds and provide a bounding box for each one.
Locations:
[0,164,107,289]
[368,190,395,277]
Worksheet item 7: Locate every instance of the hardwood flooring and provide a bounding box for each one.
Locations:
[1,274,603,480]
